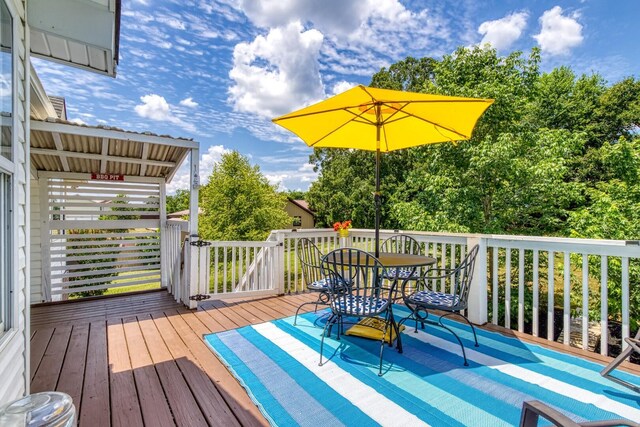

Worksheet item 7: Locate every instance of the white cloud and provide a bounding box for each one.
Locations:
[228,21,325,118]
[156,16,186,30]
[236,0,448,78]
[478,11,528,51]
[533,6,583,56]
[69,118,86,125]
[330,80,357,96]
[180,97,199,108]
[134,94,196,133]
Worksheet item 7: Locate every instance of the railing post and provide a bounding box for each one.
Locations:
[276,232,286,294]
[467,235,488,324]
[187,235,199,309]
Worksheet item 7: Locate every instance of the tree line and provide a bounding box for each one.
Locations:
[307,46,639,241]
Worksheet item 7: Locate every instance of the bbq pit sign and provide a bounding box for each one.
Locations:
[91,173,124,181]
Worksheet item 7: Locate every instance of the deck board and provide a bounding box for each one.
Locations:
[55,324,89,408]
[122,316,175,426]
[80,322,110,427]
[106,319,144,427]
[31,325,72,393]
[32,290,637,427]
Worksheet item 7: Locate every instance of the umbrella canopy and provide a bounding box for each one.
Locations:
[273,85,493,255]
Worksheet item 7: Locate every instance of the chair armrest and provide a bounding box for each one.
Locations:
[520,401,580,427]
[520,401,639,427]
[423,267,457,280]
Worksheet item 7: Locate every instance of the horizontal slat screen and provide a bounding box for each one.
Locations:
[45,177,162,298]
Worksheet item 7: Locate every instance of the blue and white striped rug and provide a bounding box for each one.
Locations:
[204,307,640,426]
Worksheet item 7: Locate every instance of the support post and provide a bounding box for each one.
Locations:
[275,232,285,294]
[467,235,488,324]
[187,148,200,309]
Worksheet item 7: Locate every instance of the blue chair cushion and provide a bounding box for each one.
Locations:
[307,277,350,292]
[307,277,333,291]
[409,291,459,308]
[332,295,389,316]
[383,267,419,280]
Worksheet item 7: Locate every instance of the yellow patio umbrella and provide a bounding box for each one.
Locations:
[272,85,493,256]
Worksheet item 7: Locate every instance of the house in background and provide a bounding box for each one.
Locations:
[285,198,315,229]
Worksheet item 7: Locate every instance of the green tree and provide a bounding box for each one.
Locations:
[166,189,190,214]
[199,151,290,241]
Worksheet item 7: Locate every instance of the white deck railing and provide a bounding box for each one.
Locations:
[183,228,639,357]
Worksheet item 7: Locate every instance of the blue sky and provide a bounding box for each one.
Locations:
[33,0,640,193]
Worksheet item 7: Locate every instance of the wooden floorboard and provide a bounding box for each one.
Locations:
[80,322,110,427]
[107,319,144,427]
[56,324,89,409]
[32,289,631,427]
[122,316,175,427]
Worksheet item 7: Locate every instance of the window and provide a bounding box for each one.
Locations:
[0,0,13,337]
[292,216,302,227]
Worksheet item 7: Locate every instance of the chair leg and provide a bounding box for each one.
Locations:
[378,312,390,376]
[438,315,470,366]
[319,313,336,367]
[294,292,329,326]
[442,312,480,348]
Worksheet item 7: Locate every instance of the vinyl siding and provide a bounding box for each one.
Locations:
[0,0,29,405]
[29,180,41,303]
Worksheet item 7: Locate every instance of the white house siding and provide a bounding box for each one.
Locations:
[29,179,41,303]
[0,0,29,405]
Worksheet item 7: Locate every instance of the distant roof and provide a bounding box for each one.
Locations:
[49,96,67,120]
[288,198,314,216]
[168,208,203,218]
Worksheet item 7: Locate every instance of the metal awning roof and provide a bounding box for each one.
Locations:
[28,0,120,76]
[29,118,197,182]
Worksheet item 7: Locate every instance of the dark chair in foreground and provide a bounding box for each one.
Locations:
[381,235,426,298]
[601,329,640,393]
[399,244,480,366]
[293,238,332,326]
[320,248,401,376]
[519,400,639,427]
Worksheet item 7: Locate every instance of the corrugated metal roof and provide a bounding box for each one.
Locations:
[30,118,197,182]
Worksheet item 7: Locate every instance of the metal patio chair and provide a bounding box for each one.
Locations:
[399,244,480,366]
[601,329,640,393]
[293,238,332,326]
[520,400,639,427]
[319,248,402,376]
[381,234,426,298]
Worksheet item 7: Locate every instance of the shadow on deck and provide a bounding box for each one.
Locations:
[30,290,640,426]
[30,290,318,427]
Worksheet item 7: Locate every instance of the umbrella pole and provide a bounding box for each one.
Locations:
[375,148,381,258]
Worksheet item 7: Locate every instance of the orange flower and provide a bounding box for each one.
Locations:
[333,220,352,231]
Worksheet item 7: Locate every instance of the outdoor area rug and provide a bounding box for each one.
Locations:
[204,307,640,426]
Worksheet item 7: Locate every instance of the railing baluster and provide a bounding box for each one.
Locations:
[563,251,571,346]
[223,246,228,292]
[548,251,555,341]
[518,248,525,333]
[582,254,589,350]
[533,250,539,337]
[492,246,499,325]
[254,246,259,290]
[622,256,630,350]
[214,247,219,294]
[505,248,511,329]
[600,256,608,355]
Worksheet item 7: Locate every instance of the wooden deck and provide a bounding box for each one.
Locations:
[30,290,318,427]
[30,290,640,427]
